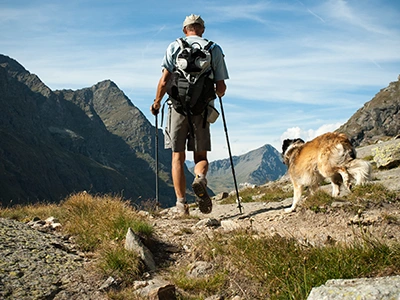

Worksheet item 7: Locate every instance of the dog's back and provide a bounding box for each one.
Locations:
[287,133,353,186]
[282,132,371,213]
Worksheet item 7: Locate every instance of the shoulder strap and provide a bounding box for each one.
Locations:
[204,41,214,51]
[176,38,189,49]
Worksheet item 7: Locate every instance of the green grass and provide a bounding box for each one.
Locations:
[221,184,292,204]
[173,232,400,299]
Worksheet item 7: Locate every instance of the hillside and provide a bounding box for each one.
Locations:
[205,144,287,194]
[337,75,400,146]
[0,54,196,208]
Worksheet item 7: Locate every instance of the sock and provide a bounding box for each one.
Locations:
[176,197,186,204]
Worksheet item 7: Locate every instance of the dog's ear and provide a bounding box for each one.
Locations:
[282,139,293,154]
[295,138,305,144]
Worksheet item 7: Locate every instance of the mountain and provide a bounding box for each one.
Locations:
[336,75,400,146]
[0,54,195,207]
[205,144,287,194]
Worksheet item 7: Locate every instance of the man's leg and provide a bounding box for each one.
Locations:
[172,151,189,215]
[194,151,208,176]
[192,150,212,214]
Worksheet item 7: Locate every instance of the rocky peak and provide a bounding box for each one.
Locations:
[337,76,400,146]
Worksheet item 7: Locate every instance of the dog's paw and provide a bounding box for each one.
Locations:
[284,207,295,213]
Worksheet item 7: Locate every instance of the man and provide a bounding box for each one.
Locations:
[150,14,229,215]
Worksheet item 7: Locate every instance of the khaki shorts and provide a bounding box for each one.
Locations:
[165,106,211,152]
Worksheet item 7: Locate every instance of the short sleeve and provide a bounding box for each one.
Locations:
[211,44,229,81]
[162,41,179,73]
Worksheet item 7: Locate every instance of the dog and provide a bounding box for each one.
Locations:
[282,132,371,213]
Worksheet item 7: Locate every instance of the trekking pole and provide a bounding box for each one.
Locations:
[218,96,243,214]
[155,113,159,208]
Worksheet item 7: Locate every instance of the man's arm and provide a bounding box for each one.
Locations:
[151,69,171,115]
[215,80,226,98]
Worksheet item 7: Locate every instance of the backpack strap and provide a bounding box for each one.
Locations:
[160,98,169,128]
[176,38,189,50]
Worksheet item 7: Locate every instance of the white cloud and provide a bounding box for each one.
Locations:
[280,122,343,144]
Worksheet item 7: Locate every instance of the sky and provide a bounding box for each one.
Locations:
[1,0,400,162]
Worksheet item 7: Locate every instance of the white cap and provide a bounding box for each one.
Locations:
[183,14,205,29]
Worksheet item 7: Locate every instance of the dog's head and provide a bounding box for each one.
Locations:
[282,138,305,165]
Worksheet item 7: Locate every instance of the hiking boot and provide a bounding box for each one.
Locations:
[192,176,212,214]
[176,200,189,216]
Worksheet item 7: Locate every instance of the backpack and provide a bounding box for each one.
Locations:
[167,38,216,117]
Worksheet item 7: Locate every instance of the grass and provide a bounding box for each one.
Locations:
[220,184,292,204]
[169,232,400,299]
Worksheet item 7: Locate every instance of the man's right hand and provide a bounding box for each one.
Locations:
[150,101,160,115]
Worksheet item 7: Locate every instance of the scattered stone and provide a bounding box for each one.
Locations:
[135,278,176,300]
[372,140,400,169]
[125,227,156,271]
[99,276,117,291]
[220,220,241,232]
[205,295,224,300]
[252,193,265,201]
[307,275,400,300]
[194,218,221,228]
[213,192,229,201]
[0,217,106,299]
[186,261,214,278]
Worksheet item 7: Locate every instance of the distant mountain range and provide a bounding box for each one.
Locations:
[1,54,399,207]
[201,144,287,194]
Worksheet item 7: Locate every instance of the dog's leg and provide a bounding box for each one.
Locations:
[285,182,302,213]
[331,182,340,197]
[330,173,342,197]
[337,168,351,191]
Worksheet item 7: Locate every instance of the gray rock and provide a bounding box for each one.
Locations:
[135,278,176,300]
[125,227,156,271]
[186,261,214,278]
[220,220,241,232]
[195,218,221,228]
[307,276,400,300]
[372,140,400,168]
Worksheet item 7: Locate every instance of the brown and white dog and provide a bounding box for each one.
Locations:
[282,132,371,213]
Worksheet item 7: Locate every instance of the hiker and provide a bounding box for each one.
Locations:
[150,14,229,215]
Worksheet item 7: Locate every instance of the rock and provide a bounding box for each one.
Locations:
[252,193,265,201]
[125,227,156,271]
[136,278,176,300]
[194,218,221,228]
[372,140,400,168]
[99,276,117,291]
[214,192,229,201]
[186,261,214,278]
[220,220,241,232]
[307,275,400,300]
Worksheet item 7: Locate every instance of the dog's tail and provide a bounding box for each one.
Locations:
[347,159,371,185]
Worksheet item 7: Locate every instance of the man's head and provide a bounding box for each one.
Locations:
[183,14,205,36]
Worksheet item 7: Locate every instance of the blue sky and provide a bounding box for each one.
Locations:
[1,0,400,162]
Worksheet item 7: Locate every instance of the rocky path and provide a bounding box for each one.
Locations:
[0,218,108,300]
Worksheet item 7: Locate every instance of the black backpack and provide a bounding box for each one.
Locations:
[167,38,216,117]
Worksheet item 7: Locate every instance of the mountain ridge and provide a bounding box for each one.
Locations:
[0,54,190,207]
